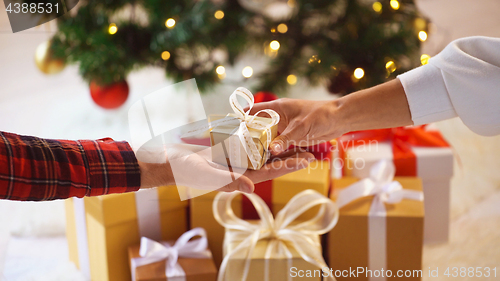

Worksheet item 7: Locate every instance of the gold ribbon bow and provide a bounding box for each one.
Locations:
[214,190,339,281]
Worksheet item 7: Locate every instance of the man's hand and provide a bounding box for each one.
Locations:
[138,143,315,193]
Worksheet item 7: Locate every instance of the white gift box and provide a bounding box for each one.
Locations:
[345,138,453,244]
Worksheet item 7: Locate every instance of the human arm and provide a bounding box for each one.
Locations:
[398,36,500,135]
[249,78,412,154]
[138,143,314,194]
[0,131,313,201]
[250,36,500,155]
[0,131,140,201]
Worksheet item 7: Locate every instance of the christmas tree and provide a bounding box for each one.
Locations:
[45,0,428,102]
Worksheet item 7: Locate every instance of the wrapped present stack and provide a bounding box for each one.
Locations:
[63,87,446,280]
[65,186,189,281]
[338,126,453,244]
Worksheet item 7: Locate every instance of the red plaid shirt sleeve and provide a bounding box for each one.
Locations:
[0,131,141,201]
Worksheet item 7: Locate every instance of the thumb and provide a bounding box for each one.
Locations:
[270,125,303,155]
[218,174,255,194]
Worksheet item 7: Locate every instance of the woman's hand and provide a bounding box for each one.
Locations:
[138,143,314,194]
[249,79,413,155]
[250,98,349,155]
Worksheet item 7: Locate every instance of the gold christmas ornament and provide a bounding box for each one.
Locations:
[35,40,65,75]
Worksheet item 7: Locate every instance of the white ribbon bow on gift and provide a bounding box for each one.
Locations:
[336,160,424,215]
[214,189,339,281]
[336,160,424,281]
[228,87,280,169]
[130,227,212,281]
[181,87,280,169]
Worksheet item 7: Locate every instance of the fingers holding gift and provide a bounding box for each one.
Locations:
[216,151,313,194]
[217,174,255,194]
[246,151,315,184]
[270,118,312,155]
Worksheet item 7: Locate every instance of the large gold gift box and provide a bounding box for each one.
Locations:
[210,114,278,170]
[190,191,242,268]
[190,160,330,267]
[128,241,217,281]
[270,159,330,219]
[223,237,321,281]
[65,186,189,281]
[327,177,424,280]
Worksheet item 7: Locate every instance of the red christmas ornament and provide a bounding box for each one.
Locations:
[90,80,129,109]
[254,91,278,103]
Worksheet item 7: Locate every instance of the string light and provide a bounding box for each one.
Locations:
[242,66,253,78]
[287,74,297,85]
[277,23,288,33]
[390,0,400,10]
[386,61,396,73]
[271,27,276,33]
[270,40,280,51]
[353,68,365,79]
[372,2,382,13]
[108,23,118,35]
[216,65,225,75]
[214,10,224,20]
[165,18,176,28]
[308,55,320,64]
[161,51,171,60]
[418,31,428,42]
[420,54,431,65]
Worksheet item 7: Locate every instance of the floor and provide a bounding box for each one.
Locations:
[0,0,500,280]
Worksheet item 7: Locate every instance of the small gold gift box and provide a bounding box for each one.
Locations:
[210,114,278,170]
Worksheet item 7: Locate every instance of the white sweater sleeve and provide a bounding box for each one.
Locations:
[397,36,500,136]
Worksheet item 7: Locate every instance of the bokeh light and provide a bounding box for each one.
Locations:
[354,68,365,79]
[277,23,288,33]
[214,10,224,20]
[418,31,428,42]
[161,51,170,60]
[270,40,280,51]
[287,74,297,85]
[386,61,396,73]
[216,65,225,75]
[372,2,382,13]
[242,66,253,78]
[390,0,400,10]
[420,54,431,65]
[108,23,118,35]
[165,18,176,28]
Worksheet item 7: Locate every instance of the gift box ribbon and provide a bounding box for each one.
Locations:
[336,160,424,281]
[213,189,339,281]
[338,126,449,176]
[181,87,280,170]
[130,227,212,281]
